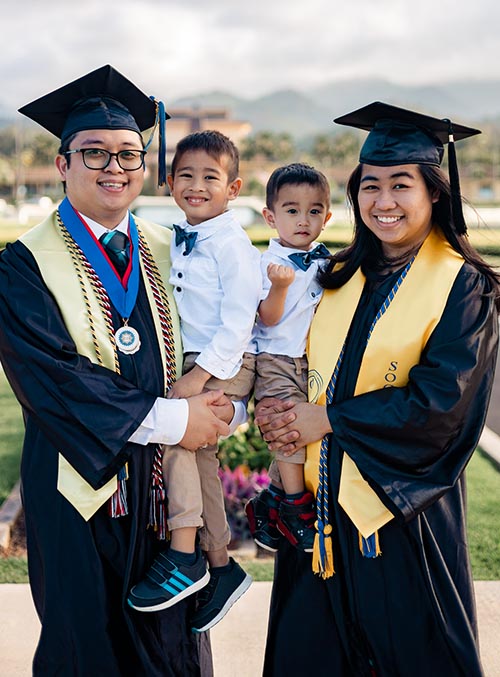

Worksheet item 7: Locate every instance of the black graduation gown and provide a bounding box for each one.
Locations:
[264,262,498,677]
[0,241,212,677]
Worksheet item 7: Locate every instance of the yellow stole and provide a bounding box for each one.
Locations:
[305,228,464,538]
[20,211,182,520]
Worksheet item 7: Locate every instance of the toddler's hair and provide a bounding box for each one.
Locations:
[266,162,330,210]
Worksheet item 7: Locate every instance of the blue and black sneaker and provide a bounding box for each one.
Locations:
[128,549,210,612]
[191,557,252,633]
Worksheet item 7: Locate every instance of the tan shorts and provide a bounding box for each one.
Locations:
[254,353,308,475]
[162,352,255,551]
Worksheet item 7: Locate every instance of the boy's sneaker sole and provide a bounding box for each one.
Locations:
[254,537,278,553]
[192,572,252,633]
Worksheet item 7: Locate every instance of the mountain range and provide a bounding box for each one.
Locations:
[3,78,500,140]
[171,78,500,139]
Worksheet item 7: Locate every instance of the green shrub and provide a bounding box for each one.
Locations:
[218,407,272,472]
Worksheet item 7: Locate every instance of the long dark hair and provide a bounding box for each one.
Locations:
[319,163,500,307]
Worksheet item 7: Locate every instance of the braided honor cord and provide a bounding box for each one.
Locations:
[137,230,177,539]
[55,213,177,528]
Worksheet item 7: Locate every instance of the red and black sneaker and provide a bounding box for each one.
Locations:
[277,492,316,552]
[245,489,281,552]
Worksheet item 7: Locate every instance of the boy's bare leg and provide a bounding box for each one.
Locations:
[170,526,198,553]
[277,460,305,495]
[206,546,230,568]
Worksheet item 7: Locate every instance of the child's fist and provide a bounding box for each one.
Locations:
[267,263,295,288]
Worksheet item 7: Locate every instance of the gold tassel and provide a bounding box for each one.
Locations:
[312,521,322,575]
[321,524,335,579]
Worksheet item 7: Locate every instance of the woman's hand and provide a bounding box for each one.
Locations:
[255,398,332,455]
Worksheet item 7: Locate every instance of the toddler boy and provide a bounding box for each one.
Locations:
[246,163,331,553]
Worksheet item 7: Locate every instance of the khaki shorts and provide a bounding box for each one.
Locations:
[162,352,255,551]
[254,352,308,468]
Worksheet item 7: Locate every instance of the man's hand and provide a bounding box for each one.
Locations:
[207,391,235,425]
[180,390,230,451]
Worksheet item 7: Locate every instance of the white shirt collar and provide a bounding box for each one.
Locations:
[77,210,130,240]
[268,237,319,259]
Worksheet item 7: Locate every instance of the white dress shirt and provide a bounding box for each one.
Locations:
[250,238,326,358]
[80,210,245,445]
[170,210,262,380]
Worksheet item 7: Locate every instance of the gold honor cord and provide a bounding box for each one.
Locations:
[57,213,121,373]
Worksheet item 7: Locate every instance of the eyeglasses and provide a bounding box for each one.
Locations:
[64,148,147,171]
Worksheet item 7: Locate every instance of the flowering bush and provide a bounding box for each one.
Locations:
[218,464,270,543]
[217,416,272,471]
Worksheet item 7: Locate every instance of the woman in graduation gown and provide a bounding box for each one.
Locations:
[0,66,230,676]
[257,103,500,677]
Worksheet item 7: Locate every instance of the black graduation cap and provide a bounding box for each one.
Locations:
[18,64,170,186]
[334,101,481,234]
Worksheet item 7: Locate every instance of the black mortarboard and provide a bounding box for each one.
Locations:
[334,101,481,234]
[18,64,170,186]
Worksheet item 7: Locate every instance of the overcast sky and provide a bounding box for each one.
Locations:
[2,0,500,112]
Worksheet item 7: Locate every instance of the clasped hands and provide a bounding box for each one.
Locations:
[254,397,332,454]
[167,365,233,451]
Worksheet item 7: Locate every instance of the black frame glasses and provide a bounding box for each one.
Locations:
[64,148,147,171]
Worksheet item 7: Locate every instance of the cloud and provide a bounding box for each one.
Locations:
[2,0,500,114]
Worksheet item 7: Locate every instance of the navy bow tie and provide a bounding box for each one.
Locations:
[288,243,330,271]
[173,224,198,256]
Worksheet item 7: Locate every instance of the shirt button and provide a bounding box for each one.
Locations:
[177,272,183,278]
[311,292,316,298]
[176,286,182,292]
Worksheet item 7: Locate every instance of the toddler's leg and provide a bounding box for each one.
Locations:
[127,445,209,613]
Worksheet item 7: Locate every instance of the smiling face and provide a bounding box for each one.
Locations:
[56,128,145,229]
[263,183,332,250]
[167,149,242,226]
[358,163,438,258]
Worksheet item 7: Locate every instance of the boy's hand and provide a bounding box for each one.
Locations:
[180,390,230,451]
[167,365,211,400]
[267,263,295,289]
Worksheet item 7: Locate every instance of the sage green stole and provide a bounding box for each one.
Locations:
[20,211,182,520]
[305,228,464,538]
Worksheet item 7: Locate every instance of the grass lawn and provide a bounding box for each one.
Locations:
[0,368,499,583]
[0,372,24,505]
[466,449,500,579]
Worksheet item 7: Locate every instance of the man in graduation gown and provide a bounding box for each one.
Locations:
[0,65,236,676]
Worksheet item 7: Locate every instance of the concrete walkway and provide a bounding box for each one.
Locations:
[0,581,499,676]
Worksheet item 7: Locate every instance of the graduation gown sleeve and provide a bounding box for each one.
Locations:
[0,240,157,489]
[327,264,498,522]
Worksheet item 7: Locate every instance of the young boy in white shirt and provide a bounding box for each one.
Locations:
[246,163,332,553]
[128,131,261,633]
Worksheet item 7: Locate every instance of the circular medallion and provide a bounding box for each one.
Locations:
[115,325,141,355]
